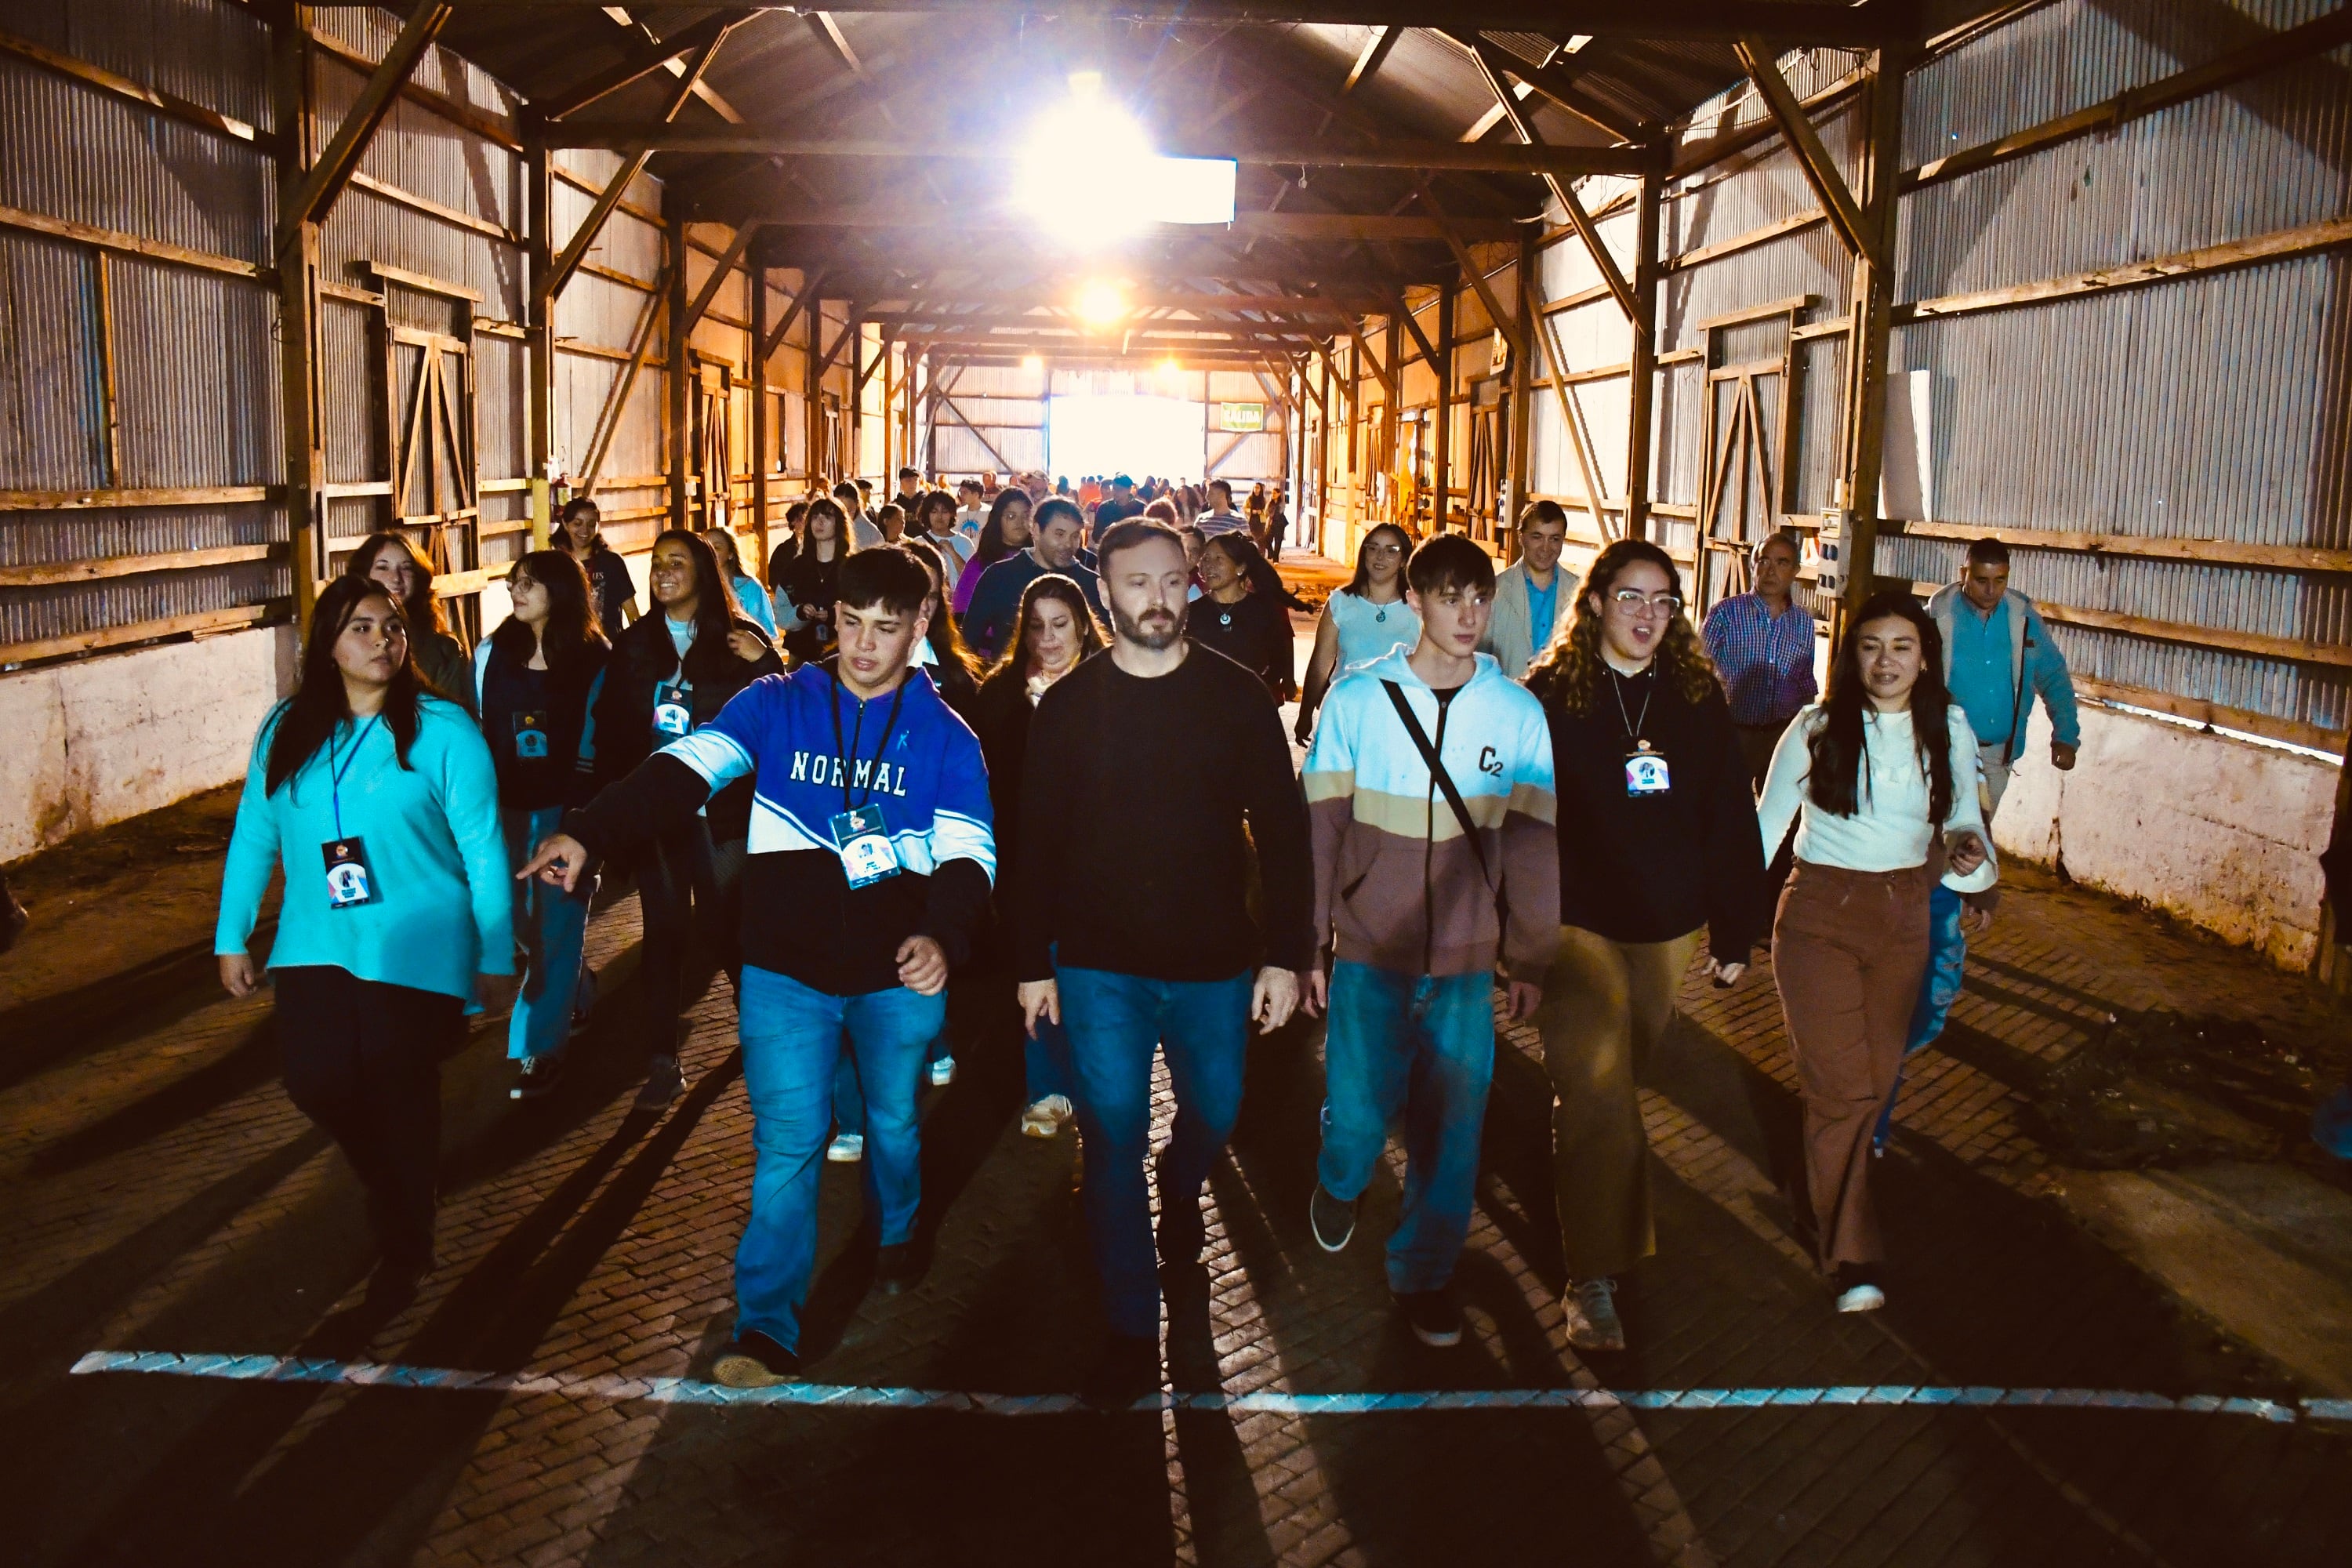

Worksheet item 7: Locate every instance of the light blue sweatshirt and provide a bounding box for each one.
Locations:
[216,695,516,1000]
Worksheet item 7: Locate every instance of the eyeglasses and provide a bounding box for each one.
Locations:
[1610,590,1684,617]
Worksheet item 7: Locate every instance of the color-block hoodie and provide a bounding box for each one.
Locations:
[1303,647,1560,981]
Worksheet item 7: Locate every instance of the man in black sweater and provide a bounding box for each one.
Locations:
[1014,518,1314,1403]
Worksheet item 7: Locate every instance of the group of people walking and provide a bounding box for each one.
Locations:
[216,467,2074,1396]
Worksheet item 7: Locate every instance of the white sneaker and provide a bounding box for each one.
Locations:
[1835,1266,1886,1313]
[928,1055,956,1087]
[1021,1094,1073,1138]
[826,1133,865,1163]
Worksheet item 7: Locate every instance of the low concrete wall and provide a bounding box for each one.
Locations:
[1992,702,2338,971]
[0,626,296,864]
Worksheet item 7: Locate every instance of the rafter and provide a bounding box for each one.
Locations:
[738,204,1519,243]
[537,9,750,122]
[1734,38,1879,268]
[1341,25,1399,96]
[1450,32,1643,143]
[1460,35,1637,320]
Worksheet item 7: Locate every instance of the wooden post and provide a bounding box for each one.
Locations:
[1383,314,1401,526]
[1432,289,1453,532]
[526,137,554,547]
[750,240,769,565]
[666,202,690,527]
[1507,232,1535,552]
[805,296,823,486]
[1625,154,1664,543]
[1838,45,1911,618]
[272,7,326,626]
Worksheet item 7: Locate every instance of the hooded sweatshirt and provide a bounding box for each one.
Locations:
[1302,647,1559,981]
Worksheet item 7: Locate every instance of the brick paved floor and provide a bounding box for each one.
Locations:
[3,855,2350,1567]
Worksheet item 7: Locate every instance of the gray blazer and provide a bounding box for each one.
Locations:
[1481,558,1578,680]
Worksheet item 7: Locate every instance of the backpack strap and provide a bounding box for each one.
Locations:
[1381,681,1494,891]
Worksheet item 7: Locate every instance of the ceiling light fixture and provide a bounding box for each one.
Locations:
[1076,280,1128,327]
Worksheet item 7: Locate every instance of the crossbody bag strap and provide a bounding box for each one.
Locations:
[1381,681,1494,889]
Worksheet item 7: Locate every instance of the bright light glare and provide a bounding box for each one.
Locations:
[1022,354,1044,372]
[1015,85,1237,239]
[1076,281,1127,327]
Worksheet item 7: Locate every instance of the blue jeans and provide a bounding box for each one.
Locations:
[735,965,945,1351]
[1316,962,1495,1294]
[831,1029,953,1137]
[1025,1011,1075,1106]
[1875,883,1968,1150]
[503,806,593,1062]
[1058,964,1254,1338]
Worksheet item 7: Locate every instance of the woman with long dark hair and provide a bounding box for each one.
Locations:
[216,575,512,1295]
[474,548,609,1100]
[1756,590,1995,1315]
[950,486,1035,617]
[346,532,472,713]
[766,499,810,590]
[973,573,1107,1138]
[1187,532,1294,700]
[777,497,846,664]
[595,529,782,1106]
[706,528,779,638]
[1523,539,1766,1352]
[1294,523,1418,744]
[556,496,638,642]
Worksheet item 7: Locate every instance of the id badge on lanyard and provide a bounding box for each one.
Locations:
[321,715,383,909]
[653,677,693,738]
[1624,739,1672,797]
[513,710,551,759]
[829,804,902,888]
[829,675,909,887]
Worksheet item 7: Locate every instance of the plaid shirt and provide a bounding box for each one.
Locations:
[1702,593,1818,726]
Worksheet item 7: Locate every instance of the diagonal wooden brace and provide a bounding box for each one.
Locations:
[275,4,452,260]
[1734,38,1881,270]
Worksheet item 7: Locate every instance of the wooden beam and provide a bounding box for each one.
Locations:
[580,260,672,497]
[1904,7,2352,192]
[437,2,1900,49]
[538,9,748,121]
[552,125,1646,176]
[1886,519,2352,575]
[1625,161,1663,540]
[742,206,1520,242]
[1835,46,1909,617]
[0,485,277,513]
[1530,299,1613,542]
[1894,213,2352,323]
[933,387,1017,476]
[273,15,325,626]
[1734,38,1879,269]
[0,543,281,589]
[1341,26,1398,96]
[0,602,289,668]
[681,223,761,335]
[274,3,452,260]
[1664,208,1827,273]
[1460,38,1638,321]
[304,22,520,151]
[0,201,267,283]
[1389,292,1443,375]
[1341,320,1396,397]
[546,24,735,302]
[1414,173,1524,355]
[760,267,829,362]
[1446,33,1642,143]
[526,140,554,545]
[666,205,691,526]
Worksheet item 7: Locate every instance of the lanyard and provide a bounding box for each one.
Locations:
[1610,668,1655,745]
[326,714,382,840]
[827,672,908,811]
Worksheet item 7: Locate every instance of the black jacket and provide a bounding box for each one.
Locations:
[592,609,782,840]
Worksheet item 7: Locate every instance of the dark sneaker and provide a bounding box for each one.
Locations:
[1834,1264,1886,1314]
[635,1054,684,1110]
[712,1331,802,1388]
[1153,1149,1204,1264]
[510,1054,563,1102]
[875,1241,920,1296]
[1308,1184,1357,1253]
[1566,1277,1626,1352]
[1396,1288,1463,1348]
[1082,1333,1162,1408]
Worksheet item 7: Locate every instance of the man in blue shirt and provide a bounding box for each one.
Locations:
[960,495,1105,661]
[1700,532,1818,786]
[1926,535,2079,814]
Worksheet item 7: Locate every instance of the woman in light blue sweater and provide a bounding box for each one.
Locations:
[216,575,515,1294]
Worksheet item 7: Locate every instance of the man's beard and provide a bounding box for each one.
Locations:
[1110,600,1185,652]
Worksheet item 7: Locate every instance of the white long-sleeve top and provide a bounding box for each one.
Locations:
[1756,702,1998,895]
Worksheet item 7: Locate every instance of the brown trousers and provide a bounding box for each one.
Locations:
[1536,925,1706,1282]
[1771,860,1933,1269]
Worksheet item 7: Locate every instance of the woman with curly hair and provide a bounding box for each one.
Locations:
[1523,537,1766,1353]
[1755,590,1994,1316]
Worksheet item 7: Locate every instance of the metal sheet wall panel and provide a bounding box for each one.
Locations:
[107,256,278,489]
[474,333,525,483]
[1661,100,1863,267]
[1901,0,2342,164]
[0,499,274,569]
[1548,295,1635,372]
[1791,335,1846,513]
[11,0,275,132]
[321,186,524,325]
[1653,361,1707,509]
[550,169,665,285]
[1891,257,2342,550]
[331,4,524,126]
[0,230,103,492]
[1898,47,2352,300]
[0,557,285,648]
[0,54,271,266]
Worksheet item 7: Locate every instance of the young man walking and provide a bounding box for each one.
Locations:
[1301,534,1559,1345]
[521,549,995,1388]
[1480,499,1577,681]
[1192,479,1250,537]
[1014,518,1315,1401]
